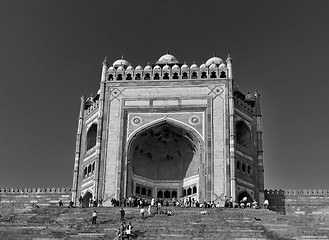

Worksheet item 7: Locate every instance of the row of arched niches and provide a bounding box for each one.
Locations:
[106,54,229,81]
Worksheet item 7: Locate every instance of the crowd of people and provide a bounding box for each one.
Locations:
[109,196,270,210]
[114,222,133,240]
[57,195,269,239]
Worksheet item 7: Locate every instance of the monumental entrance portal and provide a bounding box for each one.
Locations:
[71,53,265,206]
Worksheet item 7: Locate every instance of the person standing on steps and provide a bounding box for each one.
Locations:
[148,204,151,216]
[120,207,125,221]
[263,199,269,209]
[229,196,233,208]
[78,196,83,207]
[126,222,133,240]
[92,210,97,224]
[140,207,145,219]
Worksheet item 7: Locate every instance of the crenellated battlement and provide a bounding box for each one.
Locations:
[265,189,329,196]
[265,189,329,215]
[0,187,71,194]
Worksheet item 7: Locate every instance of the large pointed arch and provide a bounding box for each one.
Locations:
[124,117,205,199]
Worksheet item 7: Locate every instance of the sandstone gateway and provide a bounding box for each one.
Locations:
[71,53,265,207]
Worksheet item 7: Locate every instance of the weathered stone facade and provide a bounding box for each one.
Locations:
[71,53,265,207]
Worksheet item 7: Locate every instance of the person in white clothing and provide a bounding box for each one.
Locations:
[263,199,269,209]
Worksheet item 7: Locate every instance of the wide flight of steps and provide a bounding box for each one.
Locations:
[0,203,329,239]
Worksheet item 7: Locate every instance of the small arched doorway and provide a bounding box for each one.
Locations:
[82,192,93,207]
[237,191,253,203]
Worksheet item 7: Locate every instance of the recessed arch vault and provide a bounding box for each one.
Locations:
[125,118,204,199]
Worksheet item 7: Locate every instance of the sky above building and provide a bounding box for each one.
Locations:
[0,0,328,190]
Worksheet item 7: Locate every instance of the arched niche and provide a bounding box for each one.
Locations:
[128,121,200,180]
[82,191,93,207]
[86,124,97,151]
[235,120,251,149]
[237,190,253,203]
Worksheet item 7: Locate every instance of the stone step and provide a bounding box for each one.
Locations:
[294,236,328,240]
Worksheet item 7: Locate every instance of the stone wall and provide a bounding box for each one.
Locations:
[0,188,72,206]
[265,189,329,216]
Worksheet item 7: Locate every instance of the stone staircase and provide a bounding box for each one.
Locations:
[1,204,329,239]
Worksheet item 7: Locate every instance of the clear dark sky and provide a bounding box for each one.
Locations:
[0,0,328,190]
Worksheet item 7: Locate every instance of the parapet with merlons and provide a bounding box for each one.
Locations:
[0,187,71,194]
[106,62,228,82]
[265,189,329,215]
[265,189,329,196]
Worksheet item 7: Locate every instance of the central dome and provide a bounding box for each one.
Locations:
[157,53,178,64]
[205,56,223,67]
[113,58,129,68]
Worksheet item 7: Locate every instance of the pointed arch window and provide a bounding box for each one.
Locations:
[117,74,122,80]
[191,72,197,79]
[86,124,97,151]
[135,73,141,80]
[201,72,207,79]
[157,190,163,198]
[144,73,150,80]
[154,73,160,80]
[126,73,132,80]
[220,71,226,78]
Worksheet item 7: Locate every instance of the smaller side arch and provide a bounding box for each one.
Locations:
[235,120,252,149]
[82,191,93,207]
[237,191,253,203]
[86,124,97,151]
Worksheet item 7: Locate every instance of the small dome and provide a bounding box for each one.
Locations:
[181,64,189,70]
[190,63,198,69]
[200,63,207,69]
[144,65,152,71]
[135,65,143,71]
[117,66,125,71]
[153,65,161,71]
[126,65,134,71]
[245,92,254,102]
[163,64,170,71]
[86,96,93,104]
[218,63,226,69]
[157,53,178,64]
[172,64,180,70]
[209,63,217,69]
[205,56,223,67]
[113,58,130,68]
[108,66,115,72]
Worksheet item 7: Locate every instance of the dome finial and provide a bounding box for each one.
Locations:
[213,52,217,57]
[102,56,109,66]
[121,55,124,60]
[167,49,170,54]
[226,54,232,63]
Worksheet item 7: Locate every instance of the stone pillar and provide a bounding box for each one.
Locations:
[227,55,237,202]
[71,95,85,204]
[93,57,108,201]
[255,91,265,204]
